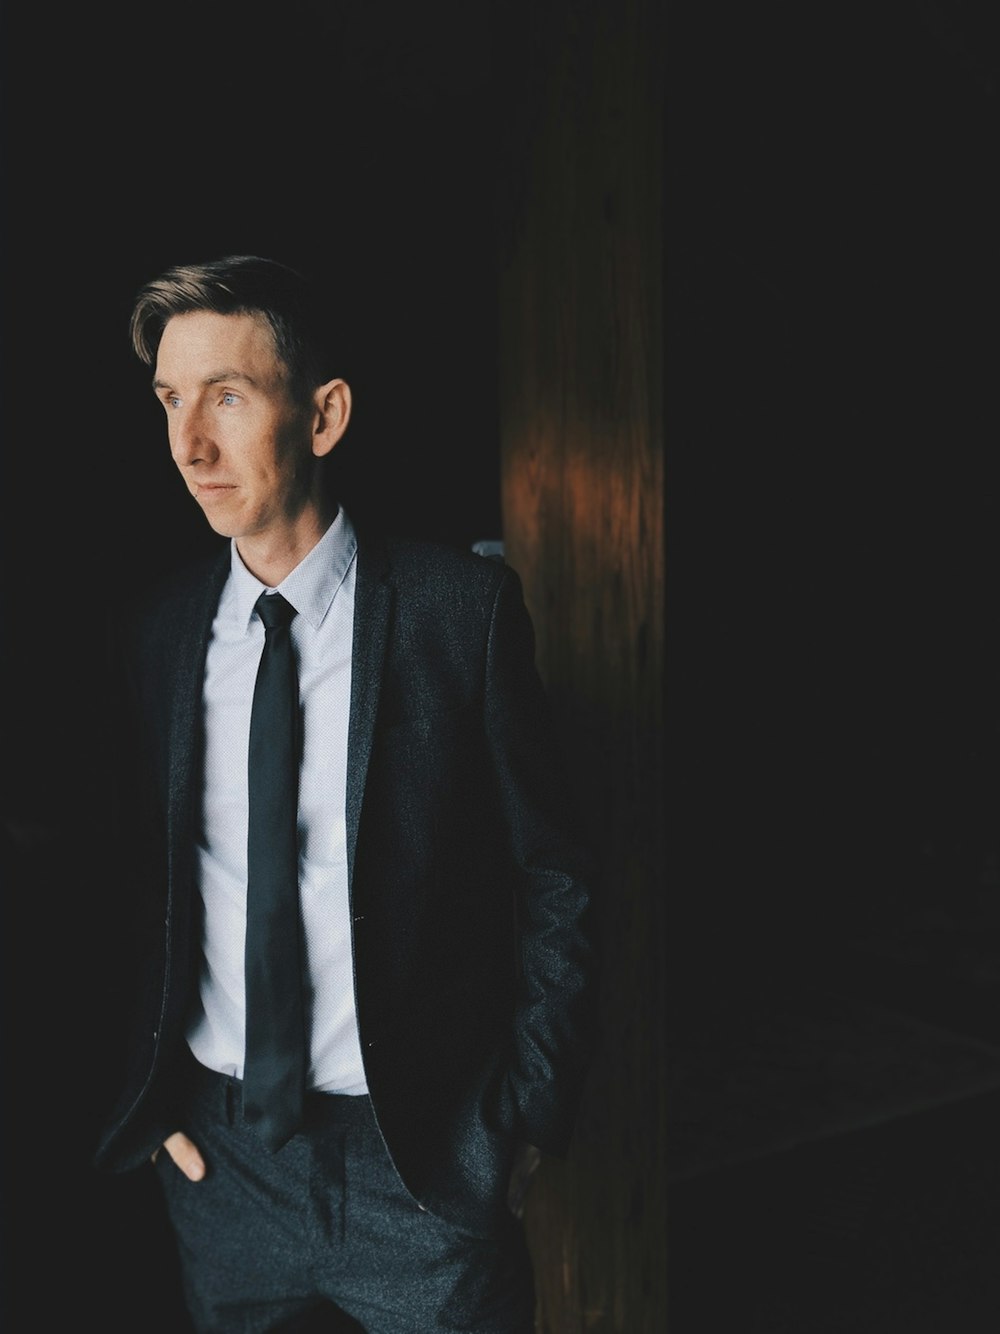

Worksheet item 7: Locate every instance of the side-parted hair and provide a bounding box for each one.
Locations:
[130,255,337,402]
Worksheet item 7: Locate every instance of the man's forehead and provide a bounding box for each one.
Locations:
[160,308,270,347]
[155,310,280,380]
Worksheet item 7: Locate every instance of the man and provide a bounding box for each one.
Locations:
[94,255,598,1333]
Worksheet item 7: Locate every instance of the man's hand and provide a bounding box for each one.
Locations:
[507,1141,542,1219]
[151,1131,206,1182]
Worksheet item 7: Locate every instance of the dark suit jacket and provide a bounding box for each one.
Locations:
[93,526,598,1236]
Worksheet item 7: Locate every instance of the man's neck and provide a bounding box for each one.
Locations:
[236,501,338,588]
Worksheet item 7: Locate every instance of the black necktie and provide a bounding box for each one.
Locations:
[243,591,306,1151]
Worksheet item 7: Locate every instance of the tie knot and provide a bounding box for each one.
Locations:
[255,591,297,632]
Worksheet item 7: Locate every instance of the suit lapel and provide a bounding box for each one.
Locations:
[346,534,391,896]
[166,553,230,895]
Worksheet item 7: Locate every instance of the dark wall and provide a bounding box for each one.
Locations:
[668,1,999,1002]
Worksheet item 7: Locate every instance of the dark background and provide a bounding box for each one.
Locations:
[2,0,1000,1327]
[665,5,1000,1328]
[668,0,999,1000]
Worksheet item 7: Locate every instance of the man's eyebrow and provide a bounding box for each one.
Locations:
[151,370,259,391]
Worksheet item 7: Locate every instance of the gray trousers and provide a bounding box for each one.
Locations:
[155,1058,536,1334]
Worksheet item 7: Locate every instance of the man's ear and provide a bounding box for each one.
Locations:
[312,379,352,457]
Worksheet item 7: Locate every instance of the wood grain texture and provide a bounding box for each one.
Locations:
[496,1,665,1327]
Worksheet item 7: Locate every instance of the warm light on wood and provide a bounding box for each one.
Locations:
[496,0,665,1327]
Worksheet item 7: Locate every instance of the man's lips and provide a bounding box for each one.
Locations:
[194,483,236,498]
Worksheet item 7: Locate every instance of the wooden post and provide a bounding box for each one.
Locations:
[496,0,665,1327]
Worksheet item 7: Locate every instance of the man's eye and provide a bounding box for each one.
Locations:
[221,391,239,406]
[166,395,181,409]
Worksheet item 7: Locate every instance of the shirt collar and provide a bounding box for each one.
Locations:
[229,508,358,635]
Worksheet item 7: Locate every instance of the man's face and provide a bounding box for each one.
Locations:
[153,310,314,542]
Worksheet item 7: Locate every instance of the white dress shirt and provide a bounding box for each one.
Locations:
[185,509,368,1095]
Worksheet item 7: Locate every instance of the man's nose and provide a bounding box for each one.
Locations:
[170,407,216,466]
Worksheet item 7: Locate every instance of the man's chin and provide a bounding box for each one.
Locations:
[193,491,241,538]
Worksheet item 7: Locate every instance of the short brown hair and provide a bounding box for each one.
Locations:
[130,255,338,401]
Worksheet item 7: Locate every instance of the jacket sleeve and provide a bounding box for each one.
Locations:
[483,565,601,1156]
[91,595,188,1173]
